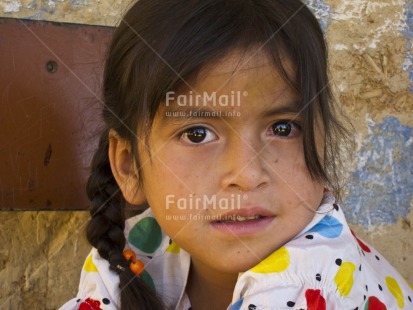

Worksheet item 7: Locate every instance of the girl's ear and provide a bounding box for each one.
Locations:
[108,129,146,205]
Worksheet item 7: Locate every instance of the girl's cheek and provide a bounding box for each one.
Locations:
[265,148,300,170]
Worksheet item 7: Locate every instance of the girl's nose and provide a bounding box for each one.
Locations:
[220,137,270,192]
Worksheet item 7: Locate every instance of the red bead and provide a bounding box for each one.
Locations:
[130,259,145,275]
[122,249,136,262]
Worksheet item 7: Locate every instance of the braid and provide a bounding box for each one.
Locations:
[86,130,164,309]
[86,129,125,258]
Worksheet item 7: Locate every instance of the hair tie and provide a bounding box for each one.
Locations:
[108,249,144,275]
[108,252,128,275]
[114,264,126,273]
[123,249,145,275]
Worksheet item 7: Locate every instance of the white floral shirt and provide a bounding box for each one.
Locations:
[60,191,413,310]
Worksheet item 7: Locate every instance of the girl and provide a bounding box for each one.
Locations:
[61,0,413,309]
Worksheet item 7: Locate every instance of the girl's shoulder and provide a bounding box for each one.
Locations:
[230,198,413,309]
[60,209,174,310]
[124,209,191,308]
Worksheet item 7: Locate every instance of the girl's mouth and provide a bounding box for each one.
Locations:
[218,215,265,223]
[210,208,274,236]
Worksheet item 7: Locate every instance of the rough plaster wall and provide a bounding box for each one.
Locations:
[0,0,133,26]
[0,0,412,308]
[0,212,90,309]
[324,0,413,282]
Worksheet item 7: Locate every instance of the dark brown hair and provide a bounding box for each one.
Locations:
[86,0,350,308]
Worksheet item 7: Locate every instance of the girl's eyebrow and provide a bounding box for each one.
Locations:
[158,100,302,126]
[260,100,302,117]
[158,106,227,126]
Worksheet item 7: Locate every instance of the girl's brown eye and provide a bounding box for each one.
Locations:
[180,127,217,144]
[185,127,206,143]
[269,121,301,138]
[272,122,292,137]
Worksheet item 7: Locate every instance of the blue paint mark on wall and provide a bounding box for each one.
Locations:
[71,0,89,5]
[343,117,413,227]
[402,0,413,92]
[305,0,331,31]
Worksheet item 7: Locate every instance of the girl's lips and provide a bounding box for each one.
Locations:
[217,206,274,220]
[210,207,275,236]
[210,216,274,236]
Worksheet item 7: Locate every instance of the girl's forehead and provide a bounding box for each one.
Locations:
[154,48,299,125]
[155,51,300,123]
[201,48,294,77]
[190,49,296,96]
[184,58,291,104]
[209,49,271,73]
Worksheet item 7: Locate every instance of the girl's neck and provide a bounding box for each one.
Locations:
[186,258,238,310]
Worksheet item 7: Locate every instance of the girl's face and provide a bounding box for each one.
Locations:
[138,50,324,273]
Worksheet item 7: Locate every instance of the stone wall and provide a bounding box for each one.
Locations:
[0,0,412,308]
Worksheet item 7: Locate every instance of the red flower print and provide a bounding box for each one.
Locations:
[79,297,102,310]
